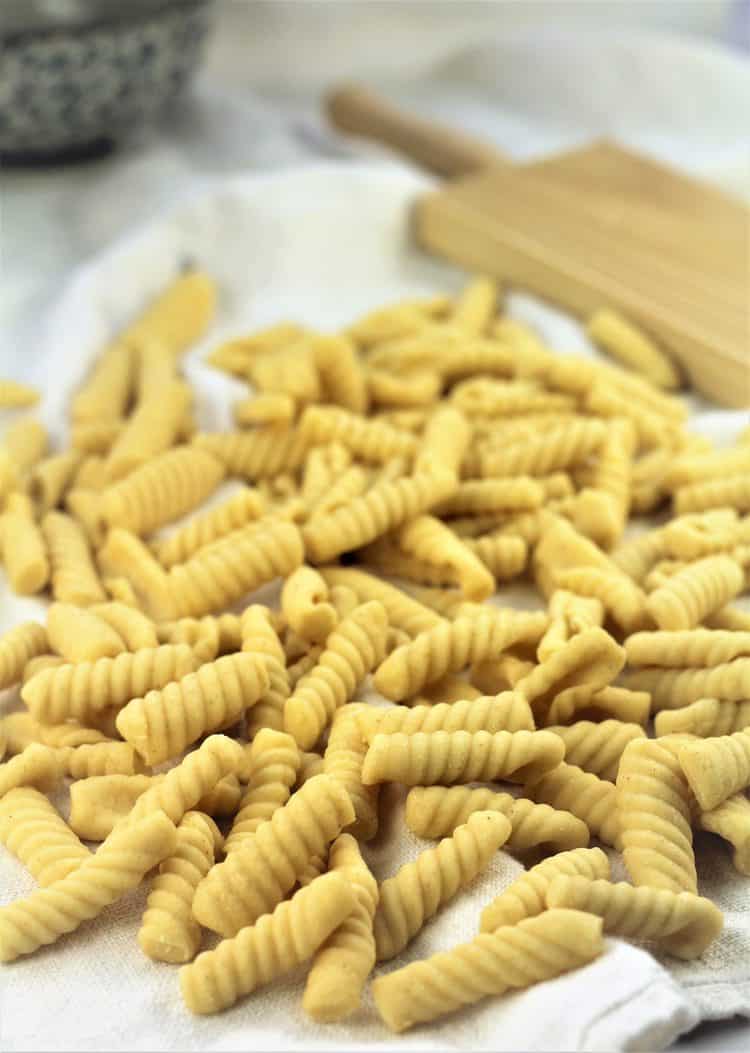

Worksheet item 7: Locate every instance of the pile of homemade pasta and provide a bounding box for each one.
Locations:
[0,270,749,1034]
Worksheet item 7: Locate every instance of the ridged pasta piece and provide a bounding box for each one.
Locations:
[611,528,668,583]
[154,486,266,567]
[234,392,296,426]
[621,661,750,710]
[677,730,750,812]
[46,602,125,663]
[626,629,750,669]
[181,871,355,1015]
[301,443,352,506]
[554,567,647,634]
[514,627,625,725]
[667,449,750,489]
[138,811,222,963]
[0,745,62,798]
[675,474,750,515]
[0,787,90,885]
[348,297,448,347]
[63,487,105,547]
[41,511,106,605]
[375,810,511,961]
[437,477,544,516]
[297,750,324,786]
[310,465,370,519]
[312,335,368,413]
[237,606,288,736]
[362,693,534,740]
[23,655,65,683]
[100,446,224,535]
[318,566,442,636]
[372,908,603,1033]
[128,735,246,827]
[302,470,456,563]
[480,419,606,477]
[323,704,379,842]
[404,786,590,855]
[479,846,609,932]
[545,721,645,783]
[645,555,744,631]
[537,590,604,661]
[464,535,528,581]
[300,405,417,464]
[524,761,620,847]
[362,729,564,787]
[224,729,300,853]
[663,510,744,560]
[414,405,471,477]
[193,427,310,479]
[0,379,39,408]
[617,738,697,893]
[284,601,388,750]
[369,368,441,410]
[302,834,379,1021]
[699,794,750,875]
[0,622,48,690]
[451,275,499,333]
[0,810,176,962]
[28,451,82,513]
[546,877,721,959]
[166,520,304,618]
[655,698,750,738]
[396,515,494,601]
[0,713,38,756]
[35,722,111,748]
[124,271,216,354]
[192,774,355,936]
[207,321,305,375]
[3,416,48,472]
[70,419,122,454]
[374,610,548,701]
[22,644,198,725]
[90,602,158,652]
[1,493,49,594]
[587,309,680,389]
[115,652,269,765]
[281,565,337,644]
[103,379,191,480]
[451,377,572,417]
[55,742,144,779]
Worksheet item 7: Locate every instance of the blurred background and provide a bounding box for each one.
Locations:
[2,0,749,368]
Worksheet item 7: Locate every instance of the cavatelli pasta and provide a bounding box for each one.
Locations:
[104,380,191,480]
[626,629,750,668]
[300,405,417,464]
[663,510,744,560]
[71,342,133,424]
[480,420,606,477]
[553,567,647,633]
[318,566,442,636]
[621,661,750,709]
[154,486,265,567]
[138,811,222,964]
[362,693,533,739]
[700,794,750,876]
[645,555,744,631]
[55,742,144,779]
[545,720,645,783]
[194,427,310,479]
[3,416,48,472]
[0,622,48,690]
[611,528,668,583]
[396,515,495,601]
[46,602,125,663]
[281,566,338,644]
[587,309,681,389]
[224,729,300,853]
[0,379,39,408]
[322,704,379,842]
[437,477,544,516]
[675,474,750,515]
[124,271,216,355]
[524,761,621,847]
[41,511,106,605]
[655,698,750,738]
[90,602,158,652]
[0,745,62,798]
[28,451,82,513]
[312,335,368,413]
[0,786,90,885]
[240,605,289,736]
[464,534,528,581]
[677,730,750,812]
[414,405,470,477]
[192,774,355,937]
[537,590,604,661]
[374,811,511,961]
[115,653,269,765]
[1,493,49,594]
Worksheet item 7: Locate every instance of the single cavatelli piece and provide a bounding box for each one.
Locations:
[138,811,222,963]
[318,566,442,636]
[281,565,338,644]
[180,871,356,1015]
[224,729,300,854]
[374,610,548,701]
[645,555,744,630]
[323,704,379,841]
[700,794,750,876]
[155,486,265,567]
[553,567,646,634]
[621,661,750,710]
[55,742,144,778]
[586,309,681,389]
[42,511,106,605]
[302,834,379,1022]
[300,405,417,464]
[167,520,304,617]
[372,908,603,1033]
[100,446,224,535]
[362,729,564,787]
[524,761,621,847]
[312,335,369,413]
[0,745,62,798]
[464,535,528,581]
[1,493,50,594]
[361,693,534,739]
[480,419,607,477]
[192,774,355,937]
[90,602,158,652]
[115,652,269,765]
[240,605,289,736]
[611,529,668,583]
[46,602,125,663]
[404,786,590,855]
[674,474,750,515]
[284,601,388,750]
[375,811,510,962]
[397,515,495,601]
[617,738,697,893]
[479,846,609,932]
[537,589,604,661]
[193,427,310,479]
[676,729,750,812]
[415,405,470,476]
[0,622,48,690]
[71,342,133,422]
[22,644,198,725]
[547,877,722,959]
[0,810,176,961]
[545,721,645,783]
[626,629,750,668]
[0,787,90,885]
[655,698,750,738]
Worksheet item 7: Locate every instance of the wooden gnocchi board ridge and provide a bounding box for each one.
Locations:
[328,85,750,408]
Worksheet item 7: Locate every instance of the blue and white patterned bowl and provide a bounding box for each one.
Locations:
[0,0,214,162]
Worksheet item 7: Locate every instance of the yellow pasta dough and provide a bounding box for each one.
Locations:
[90,602,158,652]
[1,493,50,595]
[361,693,534,739]
[396,515,495,601]
[312,335,368,413]
[587,309,680,389]
[55,742,144,779]
[300,405,417,464]
[0,622,48,690]
[645,555,744,631]
[0,745,62,798]
[322,704,380,842]
[154,486,265,568]
[622,661,750,709]
[545,720,645,783]
[240,605,289,736]
[194,426,310,480]
[0,787,90,885]
[0,379,39,408]
[319,566,442,636]
[224,729,300,853]
[524,761,621,847]
[46,602,126,663]
[655,698,750,738]
[700,794,750,875]
[677,730,750,812]
[281,565,337,644]
[42,511,106,605]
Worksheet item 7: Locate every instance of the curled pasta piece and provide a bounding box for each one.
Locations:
[404,786,589,855]
[284,601,388,750]
[55,742,144,779]
[41,511,106,605]
[362,693,534,740]
[22,644,198,725]
[553,567,646,634]
[437,478,544,516]
[104,379,191,480]
[194,427,310,479]
[362,729,564,787]
[545,720,645,783]
[464,535,528,581]
[1,493,49,594]
[546,877,721,959]
[0,622,48,690]
[318,566,442,636]
[396,515,494,601]
[300,405,417,464]
[414,405,471,477]
[524,761,620,847]
[155,486,265,567]
[586,309,680,389]
[537,589,604,661]
[611,528,668,583]
[700,794,750,876]
[323,704,379,841]
[240,605,289,736]
[138,811,222,964]
[303,834,379,1022]
[46,602,125,663]
[626,629,750,668]
[310,465,369,519]
[617,738,697,893]
[225,729,300,853]
[663,510,743,560]
[234,392,295,426]
[621,661,750,710]
[373,609,548,701]
[0,786,90,886]
[645,555,744,631]
[181,871,355,1015]
[28,451,82,513]
[675,474,750,515]
[281,565,337,644]
[192,774,355,937]
[677,730,750,812]
[668,449,750,490]
[0,810,176,962]
[0,745,62,798]
[375,810,511,961]
[312,335,368,413]
[480,419,606,477]
[90,602,158,652]
[372,908,603,1034]
[116,653,269,765]
[655,698,750,738]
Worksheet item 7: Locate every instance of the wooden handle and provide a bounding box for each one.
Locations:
[326,83,504,179]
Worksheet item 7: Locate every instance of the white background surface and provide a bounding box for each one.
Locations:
[1,3,750,1050]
